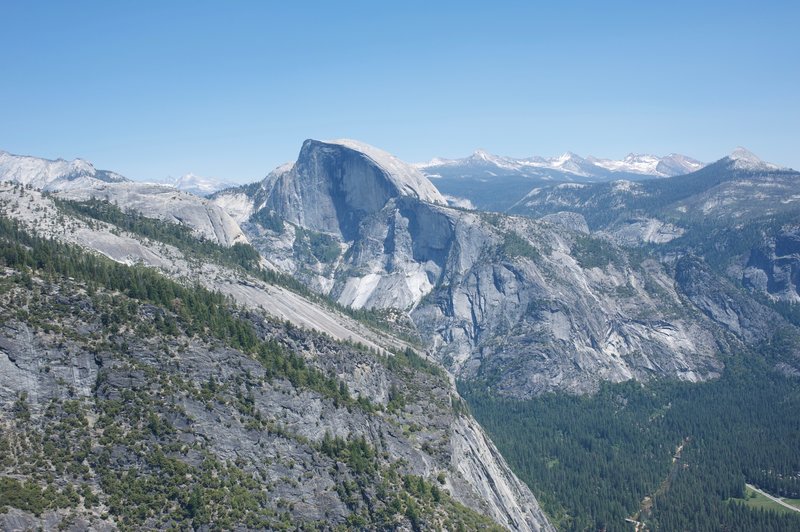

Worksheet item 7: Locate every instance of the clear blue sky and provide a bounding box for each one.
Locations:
[2,0,798,182]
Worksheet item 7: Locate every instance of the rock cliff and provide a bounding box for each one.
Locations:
[212,140,784,396]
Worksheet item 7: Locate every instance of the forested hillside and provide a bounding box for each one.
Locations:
[0,215,543,530]
[461,339,800,531]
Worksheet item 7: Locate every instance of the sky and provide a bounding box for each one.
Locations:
[1,0,798,183]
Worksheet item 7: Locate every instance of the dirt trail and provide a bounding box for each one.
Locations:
[627,437,690,530]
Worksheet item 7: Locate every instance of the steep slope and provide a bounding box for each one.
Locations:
[0,181,552,531]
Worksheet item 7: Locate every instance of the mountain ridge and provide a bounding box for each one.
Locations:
[0,149,128,190]
[415,149,704,179]
[410,148,707,211]
[155,173,239,197]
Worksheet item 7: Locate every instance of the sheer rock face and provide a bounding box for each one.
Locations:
[213,139,455,309]
[737,225,800,304]
[264,139,445,241]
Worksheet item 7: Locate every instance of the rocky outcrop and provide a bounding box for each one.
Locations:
[57,182,248,247]
[262,139,444,241]
[603,217,684,246]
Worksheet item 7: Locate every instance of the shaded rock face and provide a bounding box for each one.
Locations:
[740,226,800,303]
[675,256,782,345]
[331,198,461,309]
[397,198,456,266]
[265,140,445,241]
[267,140,397,240]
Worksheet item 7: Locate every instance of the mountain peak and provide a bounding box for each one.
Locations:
[727,147,781,171]
[253,139,446,240]
[319,139,446,205]
[730,146,762,163]
[471,149,493,161]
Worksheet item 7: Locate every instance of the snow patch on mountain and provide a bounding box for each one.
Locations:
[160,173,238,197]
[727,147,783,171]
[416,150,705,180]
[443,195,476,209]
[589,153,704,176]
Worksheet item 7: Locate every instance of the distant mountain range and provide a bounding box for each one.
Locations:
[414,150,705,211]
[510,147,796,229]
[154,173,239,197]
[0,150,236,197]
[416,150,703,179]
